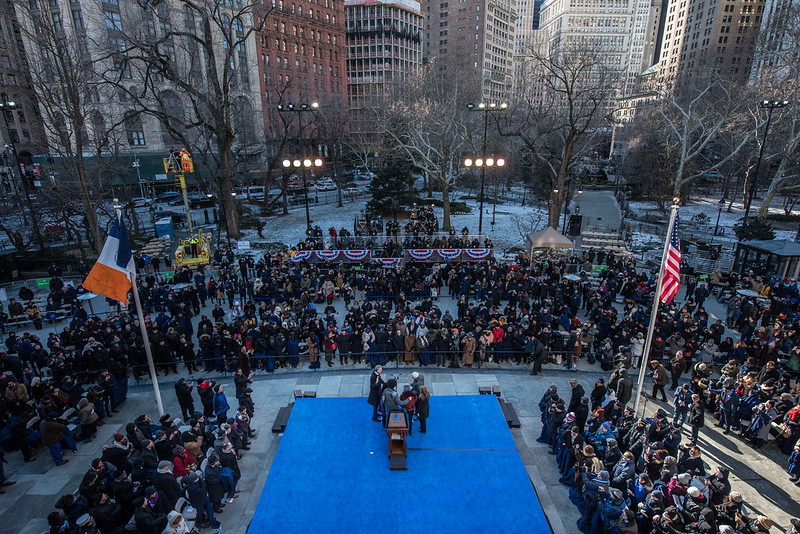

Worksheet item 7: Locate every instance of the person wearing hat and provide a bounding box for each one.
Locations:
[100,433,132,475]
[74,512,99,534]
[153,461,181,510]
[744,516,774,532]
[212,384,231,426]
[90,492,122,534]
[578,469,609,531]
[135,488,169,534]
[183,471,221,532]
[79,459,116,503]
[788,518,800,534]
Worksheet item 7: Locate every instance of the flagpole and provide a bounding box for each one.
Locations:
[113,203,165,416]
[633,199,679,417]
[129,270,165,416]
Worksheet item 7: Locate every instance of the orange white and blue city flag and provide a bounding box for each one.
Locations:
[82,215,134,304]
[660,212,681,305]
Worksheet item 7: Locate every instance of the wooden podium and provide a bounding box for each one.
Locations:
[386,410,409,471]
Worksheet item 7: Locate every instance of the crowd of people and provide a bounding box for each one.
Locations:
[538,364,800,533]
[0,351,257,533]
[1,242,800,530]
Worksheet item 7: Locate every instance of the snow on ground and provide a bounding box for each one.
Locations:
[239,188,548,255]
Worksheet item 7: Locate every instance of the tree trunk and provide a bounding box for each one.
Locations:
[442,185,451,231]
[548,200,561,228]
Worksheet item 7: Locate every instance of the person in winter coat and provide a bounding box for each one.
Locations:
[196,379,216,418]
[568,379,585,413]
[212,385,230,426]
[461,332,476,367]
[174,379,194,420]
[416,386,430,433]
[204,454,226,513]
[380,379,410,429]
[650,360,669,401]
[590,379,607,411]
[134,493,168,534]
[611,451,636,491]
[40,413,75,466]
[152,461,182,509]
[182,472,221,531]
[688,394,705,446]
[172,445,196,478]
[78,398,99,441]
[616,369,634,407]
[368,365,385,421]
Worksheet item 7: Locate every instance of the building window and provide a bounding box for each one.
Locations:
[104,11,122,30]
[125,114,146,146]
[52,12,63,32]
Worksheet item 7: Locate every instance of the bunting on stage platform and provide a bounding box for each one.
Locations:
[463,249,492,260]
[342,249,370,261]
[407,249,434,260]
[315,250,341,261]
[290,251,313,263]
[437,249,462,261]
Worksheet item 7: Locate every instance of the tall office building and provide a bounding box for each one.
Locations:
[656,0,766,88]
[344,0,423,139]
[749,0,795,83]
[0,0,46,167]
[14,0,264,166]
[538,0,655,96]
[421,0,517,101]
[256,0,348,143]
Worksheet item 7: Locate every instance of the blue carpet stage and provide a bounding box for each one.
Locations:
[248,395,550,533]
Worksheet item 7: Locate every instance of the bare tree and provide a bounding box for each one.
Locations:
[381,69,468,231]
[751,4,800,219]
[119,0,268,239]
[15,0,126,254]
[500,42,619,227]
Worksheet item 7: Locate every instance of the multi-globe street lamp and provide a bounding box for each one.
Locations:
[283,157,323,227]
[466,102,507,236]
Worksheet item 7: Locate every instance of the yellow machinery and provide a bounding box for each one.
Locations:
[175,228,211,267]
[165,148,212,267]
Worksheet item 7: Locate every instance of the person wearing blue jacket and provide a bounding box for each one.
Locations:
[212,384,230,426]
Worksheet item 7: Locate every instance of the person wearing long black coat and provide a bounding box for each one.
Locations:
[204,457,226,513]
[134,496,168,534]
[174,379,194,420]
[368,365,385,421]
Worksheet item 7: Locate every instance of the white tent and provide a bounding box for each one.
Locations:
[526,226,574,249]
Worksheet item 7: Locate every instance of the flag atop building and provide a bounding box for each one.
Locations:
[82,215,134,304]
[659,213,681,305]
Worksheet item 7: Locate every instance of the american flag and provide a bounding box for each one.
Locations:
[660,212,681,305]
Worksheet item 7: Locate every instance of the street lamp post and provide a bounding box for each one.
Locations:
[714,197,725,236]
[132,155,144,198]
[283,157,323,227]
[278,102,320,228]
[743,99,790,224]
[0,99,44,251]
[467,102,507,236]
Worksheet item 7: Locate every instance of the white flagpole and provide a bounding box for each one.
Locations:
[115,203,165,416]
[633,199,679,416]
[129,270,165,416]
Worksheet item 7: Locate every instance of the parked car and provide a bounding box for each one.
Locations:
[128,196,153,208]
[316,180,337,191]
[155,191,180,204]
[343,186,361,197]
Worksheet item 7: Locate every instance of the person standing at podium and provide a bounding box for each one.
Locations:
[368,365,385,422]
[381,379,410,430]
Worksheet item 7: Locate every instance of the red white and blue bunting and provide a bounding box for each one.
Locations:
[315,250,341,261]
[463,249,492,260]
[407,249,434,261]
[374,257,403,268]
[290,250,313,263]
[342,249,370,261]
[437,249,462,261]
